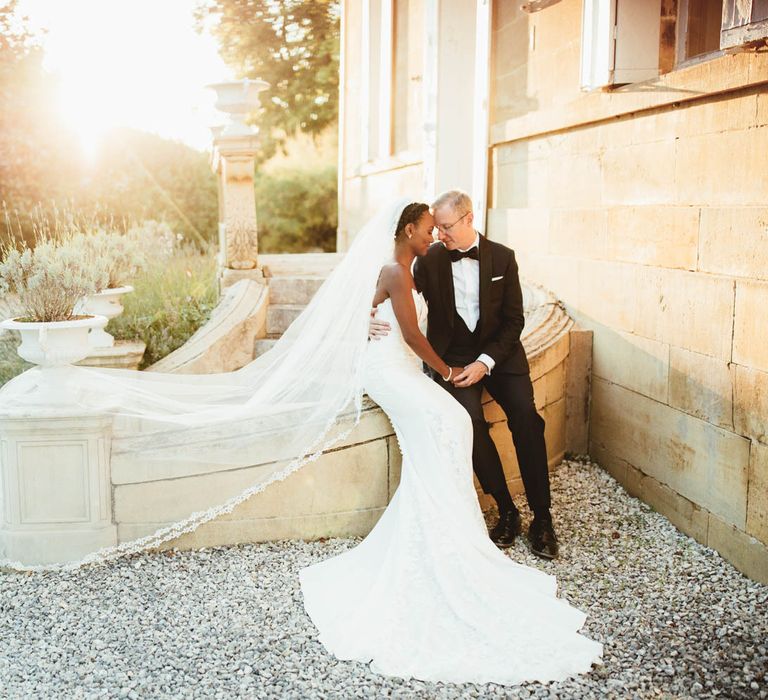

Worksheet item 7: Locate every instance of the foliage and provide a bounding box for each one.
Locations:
[0,210,182,323]
[0,221,209,381]
[255,166,337,253]
[125,220,179,264]
[0,3,82,234]
[109,244,218,369]
[0,291,29,385]
[70,228,149,290]
[0,237,103,322]
[200,0,340,164]
[0,327,28,385]
[0,0,29,55]
[2,128,217,252]
[80,128,219,247]
[0,2,219,247]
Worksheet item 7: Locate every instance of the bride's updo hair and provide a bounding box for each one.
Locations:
[394,202,429,240]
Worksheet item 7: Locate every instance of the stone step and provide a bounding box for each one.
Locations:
[268,275,326,306]
[261,252,343,277]
[253,337,279,359]
[266,304,305,336]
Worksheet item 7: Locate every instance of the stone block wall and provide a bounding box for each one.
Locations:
[488,0,768,582]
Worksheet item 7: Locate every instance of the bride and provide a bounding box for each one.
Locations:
[0,198,601,685]
[299,201,602,685]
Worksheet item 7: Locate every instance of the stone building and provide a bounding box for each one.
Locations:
[336,0,768,582]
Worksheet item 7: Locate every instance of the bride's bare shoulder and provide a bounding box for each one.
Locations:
[378,263,410,285]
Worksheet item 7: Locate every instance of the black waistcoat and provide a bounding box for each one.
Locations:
[444,313,481,366]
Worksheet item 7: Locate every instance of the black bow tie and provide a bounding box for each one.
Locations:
[449,246,479,262]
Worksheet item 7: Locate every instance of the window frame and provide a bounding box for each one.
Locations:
[674,0,726,69]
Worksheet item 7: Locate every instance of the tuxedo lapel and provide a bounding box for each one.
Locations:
[437,245,455,330]
[478,234,491,337]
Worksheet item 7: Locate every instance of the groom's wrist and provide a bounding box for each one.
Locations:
[476,354,495,375]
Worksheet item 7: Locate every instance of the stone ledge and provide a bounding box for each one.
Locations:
[109,277,579,548]
[259,253,343,278]
[490,52,768,147]
[111,400,393,484]
[76,341,146,371]
[118,506,387,551]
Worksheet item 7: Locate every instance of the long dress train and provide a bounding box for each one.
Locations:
[299,290,603,685]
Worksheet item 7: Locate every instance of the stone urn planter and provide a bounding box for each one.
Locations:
[76,285,133,348]
[0,315,109,407]
[1,315,108,366]
[206,79,269,136]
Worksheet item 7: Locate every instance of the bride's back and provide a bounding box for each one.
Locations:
[366,290,427,372]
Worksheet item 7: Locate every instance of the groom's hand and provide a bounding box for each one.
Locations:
[368,308,391,341]
[453,361,489,387]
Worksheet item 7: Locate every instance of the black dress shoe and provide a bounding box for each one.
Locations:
[528,518,559,560]
[490,510,522,548]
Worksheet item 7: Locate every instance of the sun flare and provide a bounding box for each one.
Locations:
[19,0,231,159]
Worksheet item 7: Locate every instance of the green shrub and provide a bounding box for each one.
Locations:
[0,326,30,386]
[109,244,218,368]
[254,167,337,253]
[0,292,29,386]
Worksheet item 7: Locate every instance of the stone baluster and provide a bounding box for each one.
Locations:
[207,79,270,290]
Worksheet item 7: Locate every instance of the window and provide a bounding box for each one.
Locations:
[362,0,390,163]
[721,0,768,49]
[392,0,410,155]
[361,0,415,164]
[676,0,724,65]
[581,0,768,89]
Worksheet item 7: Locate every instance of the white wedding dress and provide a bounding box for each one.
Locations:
[300,289,603,685]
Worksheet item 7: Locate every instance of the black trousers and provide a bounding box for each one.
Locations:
[436,371,551,518]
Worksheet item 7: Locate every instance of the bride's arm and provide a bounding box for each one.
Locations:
[381,266,461,382]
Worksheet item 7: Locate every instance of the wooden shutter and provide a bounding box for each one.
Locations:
[580,0,661,90]
[721,0,768,49]
[613,0,662,83]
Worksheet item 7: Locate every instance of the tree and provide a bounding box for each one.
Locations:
[80,128,219,247]
[199,0,340,164]
[0,1,218,246]
[0,0,30,58]
[0,2,82,242]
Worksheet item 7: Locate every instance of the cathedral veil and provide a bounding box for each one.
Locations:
[0,197,412,570]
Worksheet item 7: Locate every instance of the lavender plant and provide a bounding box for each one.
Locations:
[126,220,179,260]
[0,239,103,322]
[71,229,148,290]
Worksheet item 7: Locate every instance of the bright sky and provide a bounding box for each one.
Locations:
[17,0,233,157]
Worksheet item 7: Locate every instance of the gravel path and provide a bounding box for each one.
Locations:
[1,460,766,699]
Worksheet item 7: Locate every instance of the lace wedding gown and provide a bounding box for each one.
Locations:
[299,290,603,685]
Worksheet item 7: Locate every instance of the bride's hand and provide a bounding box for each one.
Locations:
[369,308,391,341]
[453,361,488,387]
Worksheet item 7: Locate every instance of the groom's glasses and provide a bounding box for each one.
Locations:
[435,211,469,233]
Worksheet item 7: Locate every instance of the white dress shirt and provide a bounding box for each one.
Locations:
[451,233,495,373]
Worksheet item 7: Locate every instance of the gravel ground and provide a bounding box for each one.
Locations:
[1,459,766,700]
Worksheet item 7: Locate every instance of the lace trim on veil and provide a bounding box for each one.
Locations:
[0,198,412,571]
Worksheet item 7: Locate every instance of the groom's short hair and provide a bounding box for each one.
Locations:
[432,189,473,215]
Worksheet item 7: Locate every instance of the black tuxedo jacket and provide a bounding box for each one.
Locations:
[413,235,529,375]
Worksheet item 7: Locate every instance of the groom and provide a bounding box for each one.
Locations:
[373,190,558,560]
